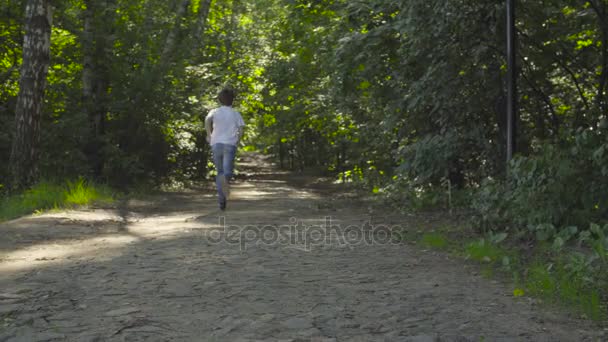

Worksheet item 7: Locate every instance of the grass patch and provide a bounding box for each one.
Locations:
[526,260,605,321]
[465,239,509,263]
[413,229,606,321]
[0,178,115,222]
[64,178,114,205]
[421,232,448,249]
[242,145,257,152]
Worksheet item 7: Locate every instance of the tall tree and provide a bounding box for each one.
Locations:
[8,0,52,190]
[160,0,191,66]
[82,0,116,178]
[589,0,608,115]
[192,0,213,53]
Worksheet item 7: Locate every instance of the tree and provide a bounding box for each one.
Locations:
[82,0,116,178]
[192,0,213,56]
[8,0,52,190]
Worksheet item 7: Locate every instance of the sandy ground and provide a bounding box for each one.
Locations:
[0,154,605,341]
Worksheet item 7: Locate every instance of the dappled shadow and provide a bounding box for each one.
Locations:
[0,154,334,272]
[0,214,601,341]
[0,183,232,257]
[0,152,603,341]
[0,215,128,254]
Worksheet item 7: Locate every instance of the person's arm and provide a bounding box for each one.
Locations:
[236,126,244,144]
[204,112,214,143]
[235,113,245,145]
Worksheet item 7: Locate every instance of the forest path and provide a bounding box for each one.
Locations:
[0,154,603,341]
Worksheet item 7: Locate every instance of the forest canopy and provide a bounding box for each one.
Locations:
[2,0,608,240]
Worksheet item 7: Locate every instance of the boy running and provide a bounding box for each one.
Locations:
[205,88,245,211]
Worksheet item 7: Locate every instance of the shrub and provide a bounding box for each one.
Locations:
[472,128,608,239]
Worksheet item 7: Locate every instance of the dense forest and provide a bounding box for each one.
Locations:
[2,0,608,316]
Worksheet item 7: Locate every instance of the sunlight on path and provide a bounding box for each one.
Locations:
[0,235,139,274]
[0,156,602,341]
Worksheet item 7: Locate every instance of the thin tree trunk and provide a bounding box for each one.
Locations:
[160,0,190,65]
[132,0,190,112]
[225,0,241,65]
[520,57,559,134]
[82,0,95,168]
[82,1,94,106]
[9,0,52,191]
[278,138,285,169]
[82,0,115,178]
[192,0,213,52]
[590,0,608,116]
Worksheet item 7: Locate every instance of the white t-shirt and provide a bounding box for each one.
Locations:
[205,106,245,146]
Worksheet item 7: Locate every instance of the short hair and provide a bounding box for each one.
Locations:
[218,88,235,106]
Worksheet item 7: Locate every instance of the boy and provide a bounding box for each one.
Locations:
[205,88,245,211]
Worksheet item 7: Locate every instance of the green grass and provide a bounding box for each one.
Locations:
[242,145,257,152]
[0,178,115,222]
[465,239,508,263]
[64,178,113,205]
[421,232,448,249]
[526,261,605,320]
[415,230,606,321]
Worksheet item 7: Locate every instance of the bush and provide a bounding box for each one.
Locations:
[472,128,608,239]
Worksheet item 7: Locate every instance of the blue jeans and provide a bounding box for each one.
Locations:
[211,143,237,203]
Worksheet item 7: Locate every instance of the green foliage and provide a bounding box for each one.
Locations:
[0,180,115,222]
[384,184,443,211]
[0,0,605,198]
[64,178,114,206]
[1,0,602,203]
[417,227,607,320]
[466,237,509,264]
[421,233,448,249]
[520,223,608,320]
[1,0,236,187]
[15,182,65,214]
[1,3,608,322]
[472,129,608,240]
[526,259,604,321]
[397,133,460,186]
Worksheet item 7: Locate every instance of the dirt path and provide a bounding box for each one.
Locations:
[0,154,604,341]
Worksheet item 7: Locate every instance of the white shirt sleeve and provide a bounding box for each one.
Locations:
[205,109,215,124]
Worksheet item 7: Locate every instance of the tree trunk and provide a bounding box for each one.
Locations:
[82,0,97,176]
[82,0,115,178]
[225,0,241,66]
[192,0,213,54]
[9,0,52,191]
[590,0,608,116]
[278,138,285,169]
[160,0,190,66]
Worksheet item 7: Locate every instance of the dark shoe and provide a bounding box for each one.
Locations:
[224,180,231,199]
[220,199,226,211]
[219,174,230,199]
